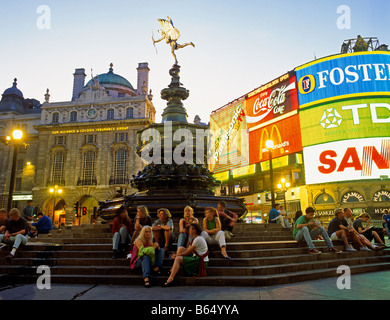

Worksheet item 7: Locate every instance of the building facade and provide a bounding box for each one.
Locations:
[1,63,156,226]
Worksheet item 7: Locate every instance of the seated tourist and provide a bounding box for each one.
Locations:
[30,212,53,236]
[201,207,231,259]
[112,206,133,259]
[217,201,238,239]
[327,208,369,252]
[152,208,175,252]
[177,206,199,249]
[162,223,209,287]
[130,226,164,288]
[268,203,290,228]
[353,213,385,247]
[293,207,341,254]
[0,208,29,259]
[131,205,152,245]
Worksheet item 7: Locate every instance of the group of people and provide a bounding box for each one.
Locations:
[292,206,387,254]
[0,201,53,259]
[111,202,236,288]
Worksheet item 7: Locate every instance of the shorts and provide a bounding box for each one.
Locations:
[330,232,340,241]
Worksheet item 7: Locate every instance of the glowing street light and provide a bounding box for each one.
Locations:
[49,185,63,224]
[266,139,276,209]
[6,128,24,212]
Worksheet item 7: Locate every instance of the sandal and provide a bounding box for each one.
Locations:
[144,280,152,288]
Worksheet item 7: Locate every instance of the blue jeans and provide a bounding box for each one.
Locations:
[295,226,334,250]
[136,248,165,279]
[112,227,131,250]
[384,222,390,239]
[177,233,194,248]
[0,234,28,249]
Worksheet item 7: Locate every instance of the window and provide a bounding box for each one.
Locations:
[115,132,128,142]
[84,134,97,144]
[52,112,59,123]
[107,109,114,120]
[51,152,65,184]
[15,178,22,192]
[70,111,77,122]
[54,136,66,145]
[82,151,96,184]
[113,149,127,184]
[126,107,134,119]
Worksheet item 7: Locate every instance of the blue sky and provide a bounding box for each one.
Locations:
[0,0,389,123]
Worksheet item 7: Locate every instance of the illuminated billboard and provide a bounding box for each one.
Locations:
[300,97,390,147]
[303,137,390,184]
[248,114,302,164]
[296,52,390,108]
[209,99,249,174]
[245,73,299,130]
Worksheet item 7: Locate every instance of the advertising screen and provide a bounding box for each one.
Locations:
[299,96,390,147]
[296,52,390,108]
[209,99,249,174]
[245,73,298,130]
[248,114,302,164]
[303,137,390,184]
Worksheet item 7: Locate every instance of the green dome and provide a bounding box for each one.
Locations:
[85,64,135,91]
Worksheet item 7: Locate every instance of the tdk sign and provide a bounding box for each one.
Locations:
[296,52,390,107]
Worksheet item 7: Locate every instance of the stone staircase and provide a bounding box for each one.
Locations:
[0,222,389,287]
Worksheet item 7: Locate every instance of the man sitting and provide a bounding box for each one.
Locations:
[217,201,238,239]
[31,212,53,236]
[293,207,341,254]
[0,208,29,259]
[327,208,369,252]
[268,203,290,228]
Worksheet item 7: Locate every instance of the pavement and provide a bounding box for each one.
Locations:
[0,270,389,301]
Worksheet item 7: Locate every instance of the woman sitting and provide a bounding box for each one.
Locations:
[353,213,385,249]
[177,206,199,249]
[201,207,231,259]
[131,205,152,246]
[130,226,164,288]
[152,208,175,252]
[112,206,133,259]
[162,223,208,287]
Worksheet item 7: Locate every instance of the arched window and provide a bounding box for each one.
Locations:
[315,192,335,204]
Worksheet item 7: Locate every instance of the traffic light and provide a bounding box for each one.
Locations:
[74,202,79,215]
[82,207,87,215]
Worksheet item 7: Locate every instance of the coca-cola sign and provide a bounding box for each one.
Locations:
[246,74,299,129]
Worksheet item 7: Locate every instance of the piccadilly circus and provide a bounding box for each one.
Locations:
[209,40,390,226]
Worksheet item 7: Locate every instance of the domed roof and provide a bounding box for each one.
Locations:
[2,78,24,99]
[85,64,135,91]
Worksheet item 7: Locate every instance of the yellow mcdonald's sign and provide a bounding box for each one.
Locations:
[259,125,284,160]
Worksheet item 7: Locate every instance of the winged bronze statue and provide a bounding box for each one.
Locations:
[152,16,195,65]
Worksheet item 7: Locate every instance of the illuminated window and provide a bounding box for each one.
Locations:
[51,151,65,184]
[315,193,335,204]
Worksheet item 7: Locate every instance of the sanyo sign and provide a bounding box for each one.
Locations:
[296,52,390,108]
[303,138,390,185]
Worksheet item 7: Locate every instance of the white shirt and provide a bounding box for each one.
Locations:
[192,236,209,262]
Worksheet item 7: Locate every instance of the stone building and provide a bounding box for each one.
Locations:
[1,63,155,226]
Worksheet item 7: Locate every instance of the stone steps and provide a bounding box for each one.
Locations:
[1,223,389,287]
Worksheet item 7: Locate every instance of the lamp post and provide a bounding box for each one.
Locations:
[49,185,62,224]
[266,139,275,209]
[6,128,24,212]
[277,178,290,214]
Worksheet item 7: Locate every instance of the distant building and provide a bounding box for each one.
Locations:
[0,63,155,226]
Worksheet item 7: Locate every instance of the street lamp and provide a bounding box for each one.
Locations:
[277,178,290,214]
[266,139,275,209]
[6,128,24,212]
[49,185,63,224]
